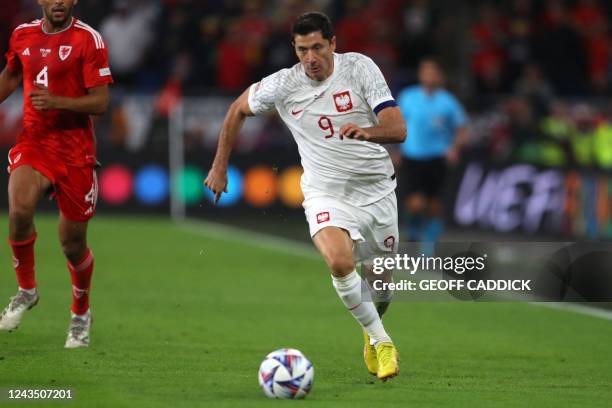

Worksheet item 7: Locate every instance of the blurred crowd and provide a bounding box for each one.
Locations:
[471,96,612,169]
[2,0,612,170]
[4,0,611,95]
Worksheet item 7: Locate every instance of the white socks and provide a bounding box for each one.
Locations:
[332,270,392,345]
[19,287,37,295]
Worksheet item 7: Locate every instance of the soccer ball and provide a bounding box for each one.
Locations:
[258,348,314,399]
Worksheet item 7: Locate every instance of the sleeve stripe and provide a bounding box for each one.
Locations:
[75,22,103,49]
[15,20,42,31]
[373,100,397,115]
[75,22,104,49]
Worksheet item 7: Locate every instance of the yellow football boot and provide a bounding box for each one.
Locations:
[376,342,399,380]
[363,330,378,375]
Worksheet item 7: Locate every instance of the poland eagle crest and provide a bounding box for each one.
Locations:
[333,91,353,112]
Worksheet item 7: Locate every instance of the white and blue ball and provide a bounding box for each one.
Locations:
[258,348,314,399]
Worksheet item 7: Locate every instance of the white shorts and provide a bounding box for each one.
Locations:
[303,192,399,262]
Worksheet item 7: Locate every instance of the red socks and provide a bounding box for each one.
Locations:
[9,233,37,290]
[9,233,94,315]
[68,249,94,315]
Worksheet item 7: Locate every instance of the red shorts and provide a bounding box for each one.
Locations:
[8,144,98,222]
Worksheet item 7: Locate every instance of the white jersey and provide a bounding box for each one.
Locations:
[247,52,397,206]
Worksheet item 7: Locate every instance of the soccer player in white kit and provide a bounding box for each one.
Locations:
[205,11,406,380]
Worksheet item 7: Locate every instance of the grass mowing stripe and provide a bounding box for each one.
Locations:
[0,216,610,407]
[177,218,612,323]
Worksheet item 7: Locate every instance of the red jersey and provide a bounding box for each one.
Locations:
[4,18,113,167]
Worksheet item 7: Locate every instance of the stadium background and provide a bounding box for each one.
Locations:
[0,1,611,407]
[1,0,612,239]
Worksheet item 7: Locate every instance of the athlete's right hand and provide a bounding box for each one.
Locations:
[204,167,228,205]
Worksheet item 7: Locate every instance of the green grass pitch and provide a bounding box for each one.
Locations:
[0,215,611,407]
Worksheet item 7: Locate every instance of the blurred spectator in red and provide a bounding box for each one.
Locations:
[571,0,610,92]
[238,0,271,75]
[335,0,370,53]
[470,3,509,94]
[572,0,607,31]
[238,0,271,41]
[217,21,251,91]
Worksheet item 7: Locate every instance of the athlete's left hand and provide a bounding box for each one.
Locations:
[30,84,59,111]
[340,123,371,141]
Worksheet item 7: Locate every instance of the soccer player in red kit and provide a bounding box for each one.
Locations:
[0,0,112,348]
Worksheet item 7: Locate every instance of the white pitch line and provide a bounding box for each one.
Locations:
[175,219,612,322]
[175,219,320,260]
[529,302,612,321]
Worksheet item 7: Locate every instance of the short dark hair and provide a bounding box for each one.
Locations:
[291,11,333,42]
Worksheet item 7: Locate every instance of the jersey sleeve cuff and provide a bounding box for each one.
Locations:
[4,55,20,73]
[373,99,397,115]
[85,77,113,89]
[247,83,261,115]
[6,64,20,74]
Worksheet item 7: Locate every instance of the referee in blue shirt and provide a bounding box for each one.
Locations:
[397,58,467,249]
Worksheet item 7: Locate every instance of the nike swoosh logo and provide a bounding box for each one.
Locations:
[291,109,304,116]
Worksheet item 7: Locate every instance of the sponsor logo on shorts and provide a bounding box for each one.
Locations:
[316,211,330,224]
[384,235,395,249]
[99,67,111,77]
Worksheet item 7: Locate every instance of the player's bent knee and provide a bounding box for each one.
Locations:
[327,256,355,277]
[8,206,35,228]
[60,237,87,261]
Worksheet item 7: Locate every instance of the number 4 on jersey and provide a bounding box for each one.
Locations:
[36,66,48,88]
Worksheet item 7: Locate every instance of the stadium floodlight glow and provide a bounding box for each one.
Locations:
[203,165,243,207]
[99,164,133,205]
[278,166,304,208]
[173,166,205,205]
[134,165,169,205]
[244,165,278,207]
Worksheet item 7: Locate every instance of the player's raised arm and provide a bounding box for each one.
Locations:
[0,65,22,105]
[205,87,254,204]
[30,84,109,115]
